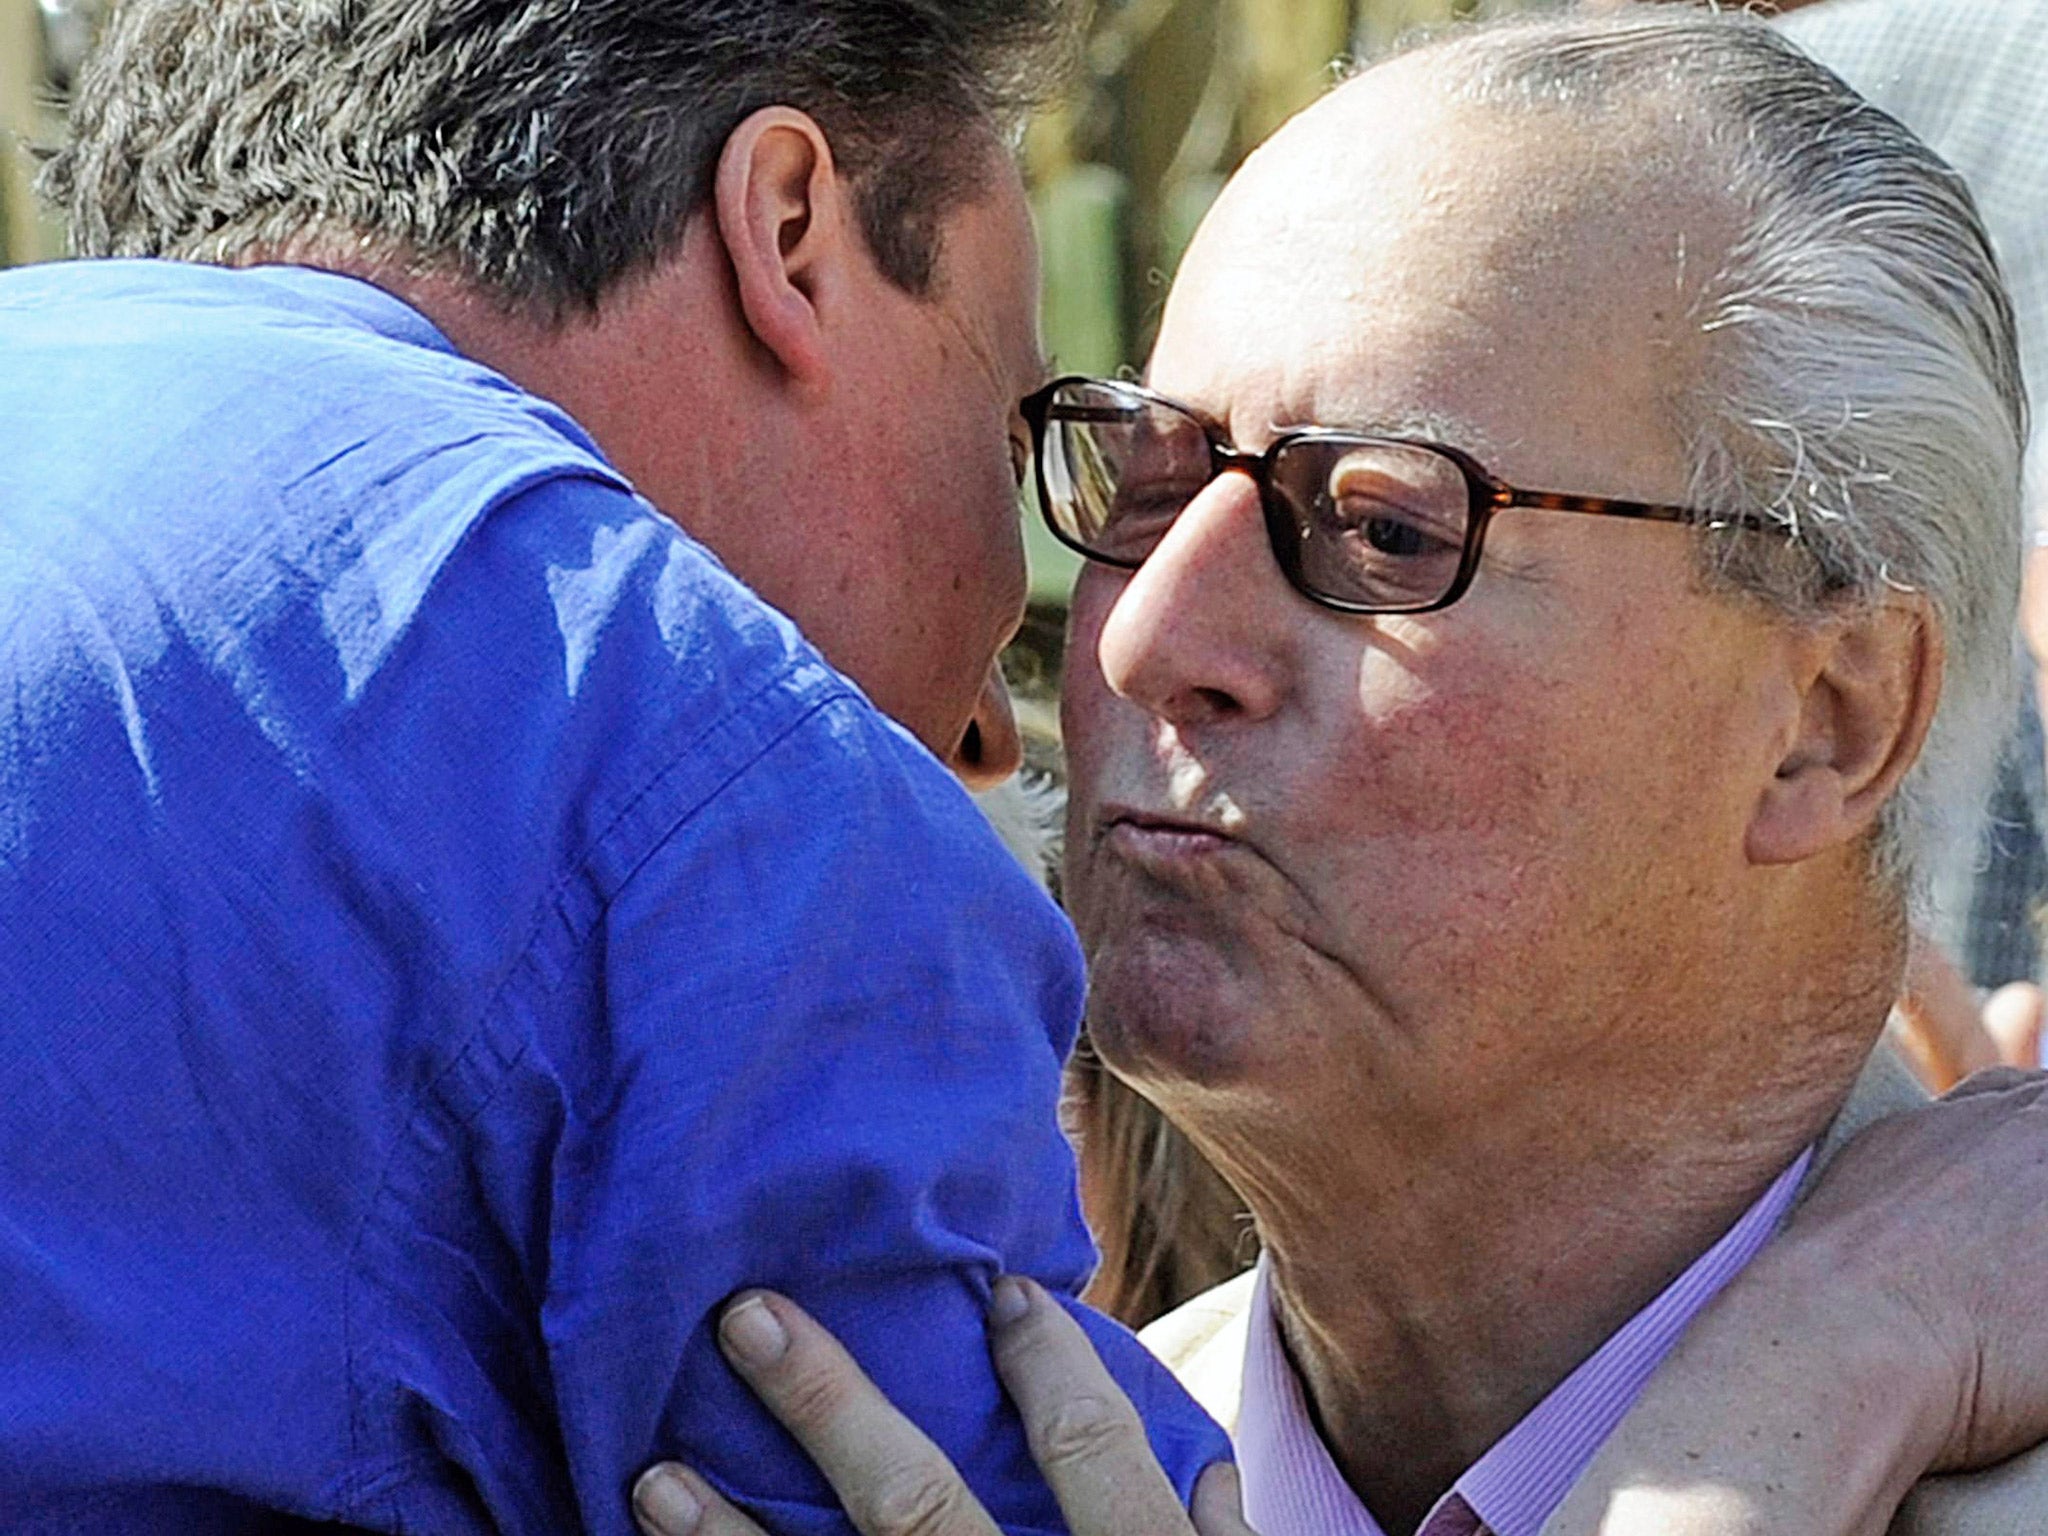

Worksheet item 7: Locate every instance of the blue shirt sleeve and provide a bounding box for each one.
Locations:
[323,472,1232,1536]
[538,685,1230,1535]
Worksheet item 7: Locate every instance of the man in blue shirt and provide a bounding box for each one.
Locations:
[0,2,1232,1531]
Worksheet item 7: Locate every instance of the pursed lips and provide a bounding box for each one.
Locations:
[1095,806,1246,868]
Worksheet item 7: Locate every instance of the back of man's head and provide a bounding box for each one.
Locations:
[44,0,1076,318]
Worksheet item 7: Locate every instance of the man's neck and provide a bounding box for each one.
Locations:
[262,240,763,540]
[1221,1018,1880,1536]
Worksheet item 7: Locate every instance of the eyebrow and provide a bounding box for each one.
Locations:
[1266,408,1501,456]
[1123,366,1490,454]
[1044,372,1506,464]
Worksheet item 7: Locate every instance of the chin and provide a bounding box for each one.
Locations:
[1083,946,1267,1092]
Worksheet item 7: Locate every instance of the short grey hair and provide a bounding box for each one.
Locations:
[43,0,1079,316]
[1415,10,2026,898]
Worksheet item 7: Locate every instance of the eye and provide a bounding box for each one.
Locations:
[1009,433,1030,489]
[1324,453,1465,559]
[1358,511,1441,557]
[1331,496,1461,558]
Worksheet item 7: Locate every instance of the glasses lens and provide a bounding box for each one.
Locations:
[1040,381,1213,564]
[1270,439,1471,610]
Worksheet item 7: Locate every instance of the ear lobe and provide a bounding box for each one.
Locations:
[1746,595,1942,867]
[713,106,850,390]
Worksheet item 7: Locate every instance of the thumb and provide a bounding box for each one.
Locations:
[1190,1461,1257,1536]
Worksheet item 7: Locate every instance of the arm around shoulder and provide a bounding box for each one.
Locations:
[1545,1065,2048,1536]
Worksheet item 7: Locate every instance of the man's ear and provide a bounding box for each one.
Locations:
[1747,593,1943,866]
[713,107,856,391]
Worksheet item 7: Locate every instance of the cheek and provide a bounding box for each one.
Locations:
[1058,572,1114,709]
[1325,645,1576,840]
[1288,641,1644,973]
[1057,583,1149,900]
[938,421,1027,617]
[1058,579,1126,784]
[897,434,1028,668]
[1307,620,1759,959]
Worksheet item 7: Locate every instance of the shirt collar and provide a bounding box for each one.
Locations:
[1236,1148,1814,1536]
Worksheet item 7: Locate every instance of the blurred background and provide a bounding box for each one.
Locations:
[1,0,84,270]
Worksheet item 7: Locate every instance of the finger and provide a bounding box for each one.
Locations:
[1886,1006,1957,1094]
[716,1291,1003,1536]
[1983,983,2045,1070]
[632,1464,771,1536]
[1898,937,2001,1085]
[987,1276,1196,1534]
[1189,1461,1258,1536]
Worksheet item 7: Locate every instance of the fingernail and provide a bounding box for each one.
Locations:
[632,1466,702,1536]
[989,1276,1031,1326]
[720,1294,789,1366]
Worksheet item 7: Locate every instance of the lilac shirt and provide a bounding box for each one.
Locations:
[1237,1150,1813,1536]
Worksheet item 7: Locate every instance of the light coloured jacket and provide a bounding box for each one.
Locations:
[1139,1049,2048,1532]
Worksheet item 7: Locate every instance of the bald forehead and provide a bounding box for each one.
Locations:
[1156,55,1736,435]
[1236,54,1727,282]
[1149,50,1748,505]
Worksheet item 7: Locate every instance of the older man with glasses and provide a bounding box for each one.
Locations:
[633,11,2048,1536]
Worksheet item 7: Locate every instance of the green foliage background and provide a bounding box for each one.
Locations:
[0,0,70,270]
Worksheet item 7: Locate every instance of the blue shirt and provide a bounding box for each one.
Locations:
[0,261,1229,1535]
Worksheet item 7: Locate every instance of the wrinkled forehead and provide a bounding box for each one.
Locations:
[1151,61,1733,483]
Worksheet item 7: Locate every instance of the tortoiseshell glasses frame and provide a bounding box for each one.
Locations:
[1021,375,1769,615]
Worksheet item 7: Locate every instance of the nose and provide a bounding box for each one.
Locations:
[1090,472,1294,727]
[949,661,1024,790]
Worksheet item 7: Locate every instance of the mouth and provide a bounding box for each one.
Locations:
[1097,806,1244,866]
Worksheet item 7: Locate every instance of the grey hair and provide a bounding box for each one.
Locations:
[42,0,1080,316]
[1415,10,2026,900]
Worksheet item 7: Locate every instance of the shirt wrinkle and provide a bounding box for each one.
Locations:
[0,259,1230,1534]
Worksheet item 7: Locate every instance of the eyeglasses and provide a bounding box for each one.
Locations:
[1020,375,1769,615]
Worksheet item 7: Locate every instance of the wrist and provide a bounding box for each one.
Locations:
[1731,1229,1957,1505]
[1545,1236,1950,1536]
